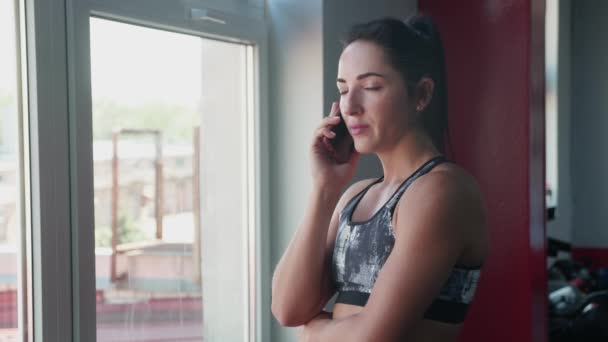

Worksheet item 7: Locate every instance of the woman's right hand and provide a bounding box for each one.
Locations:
[310,102,360,193]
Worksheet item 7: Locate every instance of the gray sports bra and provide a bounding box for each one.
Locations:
[331,156,482,324]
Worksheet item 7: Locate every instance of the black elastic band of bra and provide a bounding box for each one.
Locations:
[423,298,469,324]
[386,155,447,217]
[335,292,469,324]
[335,291,369,307]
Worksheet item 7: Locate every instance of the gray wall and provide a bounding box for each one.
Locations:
[267,1,416,341]
[267,2,324,341]
[570,0,608,247]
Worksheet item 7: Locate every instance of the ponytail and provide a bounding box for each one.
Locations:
[406,15,451,156]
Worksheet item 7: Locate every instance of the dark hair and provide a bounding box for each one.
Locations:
[342,15,451,156]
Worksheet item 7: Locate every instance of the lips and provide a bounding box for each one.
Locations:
[349,124,369,136]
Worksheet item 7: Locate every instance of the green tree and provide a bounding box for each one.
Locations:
[95,212,147,248]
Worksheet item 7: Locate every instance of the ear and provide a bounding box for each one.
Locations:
[414,77,435,113]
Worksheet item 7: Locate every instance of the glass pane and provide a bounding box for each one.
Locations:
[545,0,558,209]
[91,18,254,341]
[0,1,24,341]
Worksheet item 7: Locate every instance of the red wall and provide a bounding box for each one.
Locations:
[418,1,547,341]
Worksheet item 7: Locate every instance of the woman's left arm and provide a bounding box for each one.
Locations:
[300,171,483,342]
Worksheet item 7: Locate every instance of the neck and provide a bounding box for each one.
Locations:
[375,129,441,185]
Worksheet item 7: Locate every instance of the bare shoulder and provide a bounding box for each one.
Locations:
[412,162,484,203]
[394,162,487,251]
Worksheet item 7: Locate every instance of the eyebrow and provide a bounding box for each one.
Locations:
[336,72,386,83]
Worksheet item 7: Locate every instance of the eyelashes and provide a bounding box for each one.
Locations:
[338,86,382,96]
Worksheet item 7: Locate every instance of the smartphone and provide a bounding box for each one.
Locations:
[326,112,354,163]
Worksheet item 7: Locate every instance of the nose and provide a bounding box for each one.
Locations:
[339,90,363,118]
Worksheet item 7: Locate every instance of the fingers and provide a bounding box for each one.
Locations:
[316,102,342,129]
[329,101,340,116]
[317,127,336,139]
[322,115,341,126]
[315,116,339,137]
[313,102,342,144]
[319,113,341,126]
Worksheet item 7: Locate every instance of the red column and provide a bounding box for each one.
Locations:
[417,1,547,341]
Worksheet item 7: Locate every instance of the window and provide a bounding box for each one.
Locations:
[546,0,559,213]
[90,17,257,341]
[20,1,269,340]
[0,1,29,341]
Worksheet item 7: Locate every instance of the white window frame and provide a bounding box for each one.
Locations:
[26,0,270,341]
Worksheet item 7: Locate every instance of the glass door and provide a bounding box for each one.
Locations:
[87,11,259,342]
[0,1,30,341]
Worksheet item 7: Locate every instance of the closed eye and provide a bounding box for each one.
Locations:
[338,86,381,95]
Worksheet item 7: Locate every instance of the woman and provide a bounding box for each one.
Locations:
[271,15,489,342]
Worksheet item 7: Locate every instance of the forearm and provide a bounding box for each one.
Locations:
[272,187,340,324]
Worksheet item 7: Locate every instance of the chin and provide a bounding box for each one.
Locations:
[353,141,376,154]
